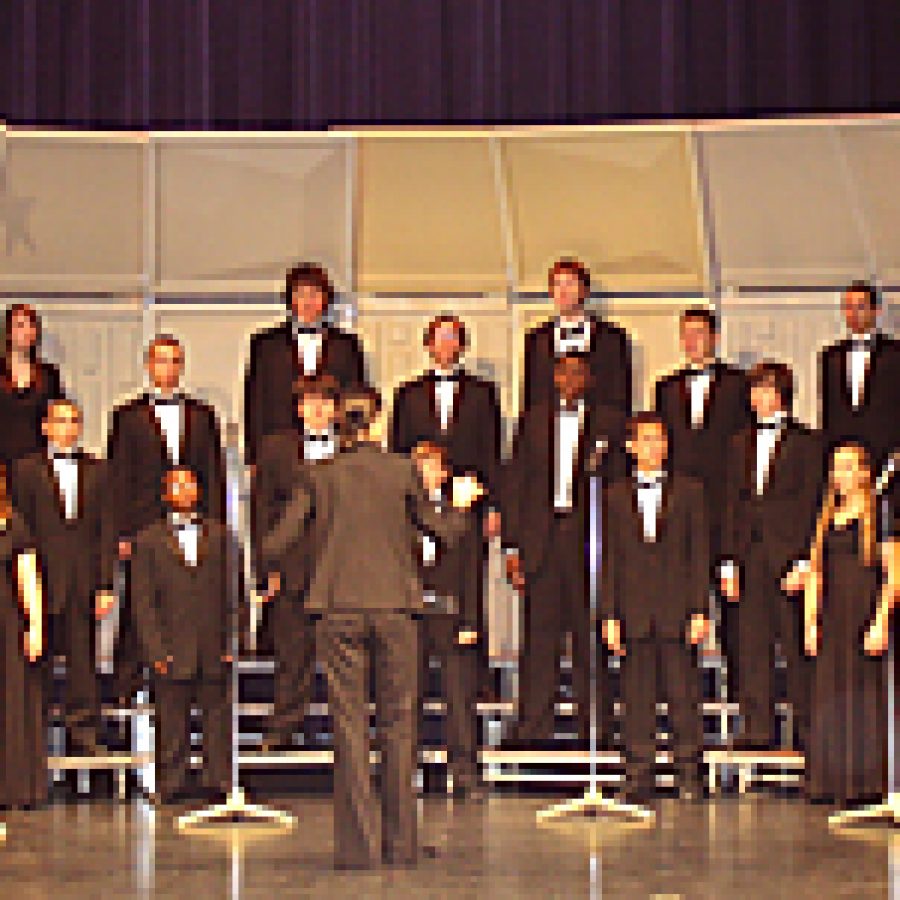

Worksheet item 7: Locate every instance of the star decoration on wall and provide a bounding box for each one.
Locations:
[0,159,37,255]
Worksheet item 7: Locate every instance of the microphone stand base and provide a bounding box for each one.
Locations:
[536,789,655,823]
[176,787,296,831]
[828,792,900,828]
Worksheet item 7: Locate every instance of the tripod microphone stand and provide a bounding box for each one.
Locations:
[537,443,654,823]
[177,429,295,830]
[829,451,899,828]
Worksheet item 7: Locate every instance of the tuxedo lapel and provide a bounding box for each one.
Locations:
[658,477,674,541]
[40,454,64,518]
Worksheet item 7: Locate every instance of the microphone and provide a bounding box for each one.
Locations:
[875,449,900,496]
[585,438,609,475]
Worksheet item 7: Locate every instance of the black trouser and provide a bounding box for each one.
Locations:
[732,550,811,747]
[419,614,478,791]
[268,594,316,740]
[152,675,230,801]
[516,514,593,742]
[317,611,418,869]
[48,598,98,738]
[620,635,701,786]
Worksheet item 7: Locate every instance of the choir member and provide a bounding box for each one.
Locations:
[389,314,502,695]
[253,374,341,752]
[261,387,481,869]
[0,303,64,466]
[521,257,632,421]
[783,443,896,805]
[412,441,483,802]
[106,334,225,703]
[719,362,823,750]
[12,398,114,753]
[0,465,47,809]
[131,467,231,805]
[502,353,625,746]
[601,413,710,802]
[243,262,368,468]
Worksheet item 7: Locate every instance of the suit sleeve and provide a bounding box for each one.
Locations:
[105,406,133,541]
[388,384,409,454]
[132,540,165,666]
[497,411,527,550]
[819,349,831,437]
[686,480,711,622]
[260,475,314,572]
[203,405,226,524]
[522,330,539,413]
[614,327,634,419]
[346,332,369,388]
[96,460,116,589]
[719,434,742,566]
[10,459,35,532]
[600,487,620,623]
[243,334,263,467]
[251,440,282,578]
[482,382,503,499]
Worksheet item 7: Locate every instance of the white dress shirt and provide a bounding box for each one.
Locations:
[688,365,714,429]
[432,367,460,432]
[171,512,200,566]
[49,446,79,521]
[151,391,183,464]
[635,471,665,542]
[554,315,592,356]
[754,412,787,497]
[303,428,337,463]
[554,398,587,512]
[294,322,325,376]
[846,331,875,410]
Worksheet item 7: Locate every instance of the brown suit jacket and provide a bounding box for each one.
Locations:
[601,473,709,641]
[243,320,367,466]
[262,443,468,613]
[12,450,114,615]
[131,517,230,680]
[106,393,225,540]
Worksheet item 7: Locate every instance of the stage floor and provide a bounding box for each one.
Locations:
[0,795,895,897]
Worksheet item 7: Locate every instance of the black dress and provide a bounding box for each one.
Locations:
[0,511,47,809]
[807,521,886,804]
[0,360,64,466]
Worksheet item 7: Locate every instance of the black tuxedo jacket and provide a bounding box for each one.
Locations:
[12,451,114,614]
[820,333,900,469]
[389,370,502,498]
[243,320,367,465]
[131,517,230,680]
[601,473,709,641]
[500,398,625,575]
[654,362,749,554]
[522,315,632,419]
[106,394,225,541]
[720,421,823,575]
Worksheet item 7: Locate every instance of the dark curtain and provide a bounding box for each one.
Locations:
[1,0,898,130]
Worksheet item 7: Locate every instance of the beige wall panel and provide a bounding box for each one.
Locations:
[27,299,145,454]
[155,138,351,293]
[0,133,146,292]
[356,138,508,293]
[501,132,706,294]
[836,121,900,283]
[700,125,868,288]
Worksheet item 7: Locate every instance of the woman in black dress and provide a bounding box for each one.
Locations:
[0,464,47,810]
[784,442,896,805]
[0,303,64,466]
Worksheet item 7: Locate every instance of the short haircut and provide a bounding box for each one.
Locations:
[423,314,468,350]
[680,306,719,333]
[285,262,335,309]
[146,334,183,359]
[844,279,880,308]
[548,257,591,296]
[293,373,340,404]
[45,396,81,419]
[748,360,794,406]
[626,411,667,442]
[412,440,448,467]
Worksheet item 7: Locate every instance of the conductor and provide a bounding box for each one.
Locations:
[262,385,484,869]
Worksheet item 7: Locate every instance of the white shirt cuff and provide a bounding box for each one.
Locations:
[719,560,737,581]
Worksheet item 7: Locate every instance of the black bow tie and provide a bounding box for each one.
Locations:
[432,371,460,383]
[636,476,664,490]
[152,394,182,407]
[295,325,321,337]
[756,421,782,432]
[849,338,873,353]
[559,322,587,339]
[690,365,715,380]
[172,516,199,531]
[52,451,78,461]
[559,402,581,415]
[306,433,333,443]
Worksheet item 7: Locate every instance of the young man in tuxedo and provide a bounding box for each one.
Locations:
[131,467,232,805]
[502,353,625,747]
[12,398,115,753]
[261,387,483,869]
[243,262,368,469]
[106,335,225,704]
[411,441,484,802]
[601,413,710,802]
[820,279,900,501]
[521,257,632,422]
[389,314,502,696]
[719,362,823,751]
[654,307,749,664]
[253,374,341,752]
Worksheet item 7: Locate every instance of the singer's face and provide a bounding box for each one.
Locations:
[428,322,462,369]
[750,382,784,421]
[299,393,337,432]
[842,290,876,336]
[831,446,867,495]
[147,343,184,391]
[43,402,82,449]
[9,309,37,353]
[292,284,328,324]
[628,421,668,472]
[681,319,715,365]
[551,271,585,316]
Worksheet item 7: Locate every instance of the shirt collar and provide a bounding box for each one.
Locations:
[847,329,877,348]
[635,469,665,487]
[557,396,585,415]
[431,364,462,380]
[48,443,79,461]
[150,388,183,405]
[170,511,200,530]
[756,411,787,430]
[293,316,324,336]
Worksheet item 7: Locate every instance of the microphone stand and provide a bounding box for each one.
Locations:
[537,442,654,822]
[829,452,899,828]
[177,425,295,830]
